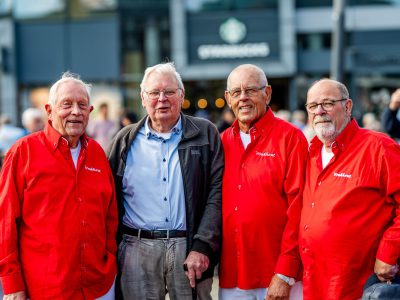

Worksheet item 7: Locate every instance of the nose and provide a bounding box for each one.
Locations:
[71,103,82,115]
[158,91,167,102]
[239,90,249,100]
[313,104,327,115]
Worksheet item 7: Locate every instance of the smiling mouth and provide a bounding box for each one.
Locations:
[239,105,252,111]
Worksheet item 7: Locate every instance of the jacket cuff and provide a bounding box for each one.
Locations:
[191,239,213,259]
[274,254,301,279]
[376,240,400,265]
[1,272,25,295]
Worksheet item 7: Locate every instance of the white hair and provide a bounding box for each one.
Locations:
[48,71,91,105]
[140,62,184,92]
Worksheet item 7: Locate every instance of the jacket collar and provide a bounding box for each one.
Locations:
[44,121,88,151]
[180,113,200,140]
[232,108,275,138]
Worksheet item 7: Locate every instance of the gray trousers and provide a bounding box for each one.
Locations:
[118,234,213,300]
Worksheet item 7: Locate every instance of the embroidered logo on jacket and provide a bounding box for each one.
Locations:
[85,165,101,173]
[333,172,352,178]
[256,151,276,157]
[191,150,201,155]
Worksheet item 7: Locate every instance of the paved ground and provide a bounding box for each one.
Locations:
[0,276,219,299]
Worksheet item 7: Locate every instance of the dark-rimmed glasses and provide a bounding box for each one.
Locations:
[305,98,348,113]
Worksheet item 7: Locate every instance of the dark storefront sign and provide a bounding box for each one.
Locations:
[187,11,279,64]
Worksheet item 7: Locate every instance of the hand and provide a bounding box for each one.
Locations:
[266,274,291,300]
[183,251,209,288]
[389,89,400,111]
[3,291,27,300]
[374,258,399,282]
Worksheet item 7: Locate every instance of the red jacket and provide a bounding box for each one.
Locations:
[300,119,400,300]
[0,123,118,299]
[219,109,308,289]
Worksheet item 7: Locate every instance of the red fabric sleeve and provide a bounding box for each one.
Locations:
[274,131,308,278]
[0,145,26,294]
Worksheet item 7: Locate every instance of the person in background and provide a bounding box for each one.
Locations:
[291,110,307,130]
[300,78,400,300]
[108,62,223,299]
[119,110,138,128]
[361,112,382,132]
[0,115,25,157]
[274,109,291,122]
[87,102,117,151]
[216,106,235,133]
[21,107,45,134]
[0,72,118,300]
[382,88,400,142]
[219,64,307,300]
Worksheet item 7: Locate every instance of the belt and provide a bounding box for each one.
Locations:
[122,225,187,239]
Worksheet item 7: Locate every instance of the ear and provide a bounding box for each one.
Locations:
[178,88,185,105]
[225,91,232,108]
[265,85,272,105]
[45,104,52,120]
[89,105,94,113]
[140,91,146,108]
[345,99,353,116]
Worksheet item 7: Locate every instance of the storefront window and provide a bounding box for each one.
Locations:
[69,0,117,19]
[13,0,65,19]
[186,0,277,12]
[0,0,12,16]
[296,0,400,8]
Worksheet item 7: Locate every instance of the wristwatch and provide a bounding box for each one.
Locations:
[276,273,296,286]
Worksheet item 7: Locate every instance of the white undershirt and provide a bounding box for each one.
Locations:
[240,131,251,149]
[321,146,334,169]
[70,141,81,168]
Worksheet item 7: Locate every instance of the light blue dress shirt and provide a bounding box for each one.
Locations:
[122,117,186,230]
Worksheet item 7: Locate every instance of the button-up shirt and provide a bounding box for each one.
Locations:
[219,109,308,289]
[300,119,400,300]
[122,117,186,230]
[0,122,118,299]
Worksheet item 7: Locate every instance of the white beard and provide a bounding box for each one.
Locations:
[314,122,336,143]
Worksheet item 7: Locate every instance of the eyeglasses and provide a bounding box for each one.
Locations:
[144,88,181,100]
[305,98,348,113]
[226,86,266,99]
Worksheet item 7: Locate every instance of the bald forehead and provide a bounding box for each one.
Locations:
[227,65,266,88]
[308,79,342,95]
[307,79,344,101]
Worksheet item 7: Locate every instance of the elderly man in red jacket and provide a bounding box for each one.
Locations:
[300,78,400,300]
[0,72,118,300]
[219,64,308,300]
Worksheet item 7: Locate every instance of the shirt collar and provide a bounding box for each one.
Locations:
[309,118,359,153]
[232,108,275,137]
[144,116,182,140]
[44,121,88,151]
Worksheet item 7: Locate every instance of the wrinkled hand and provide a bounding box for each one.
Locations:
[183,251,209,288]
[3,291,27,300]
[266,274,290,300]
[389,89,400,111]
[374,258,399,282]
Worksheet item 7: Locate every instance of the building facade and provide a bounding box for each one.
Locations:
[0,0,400,125]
